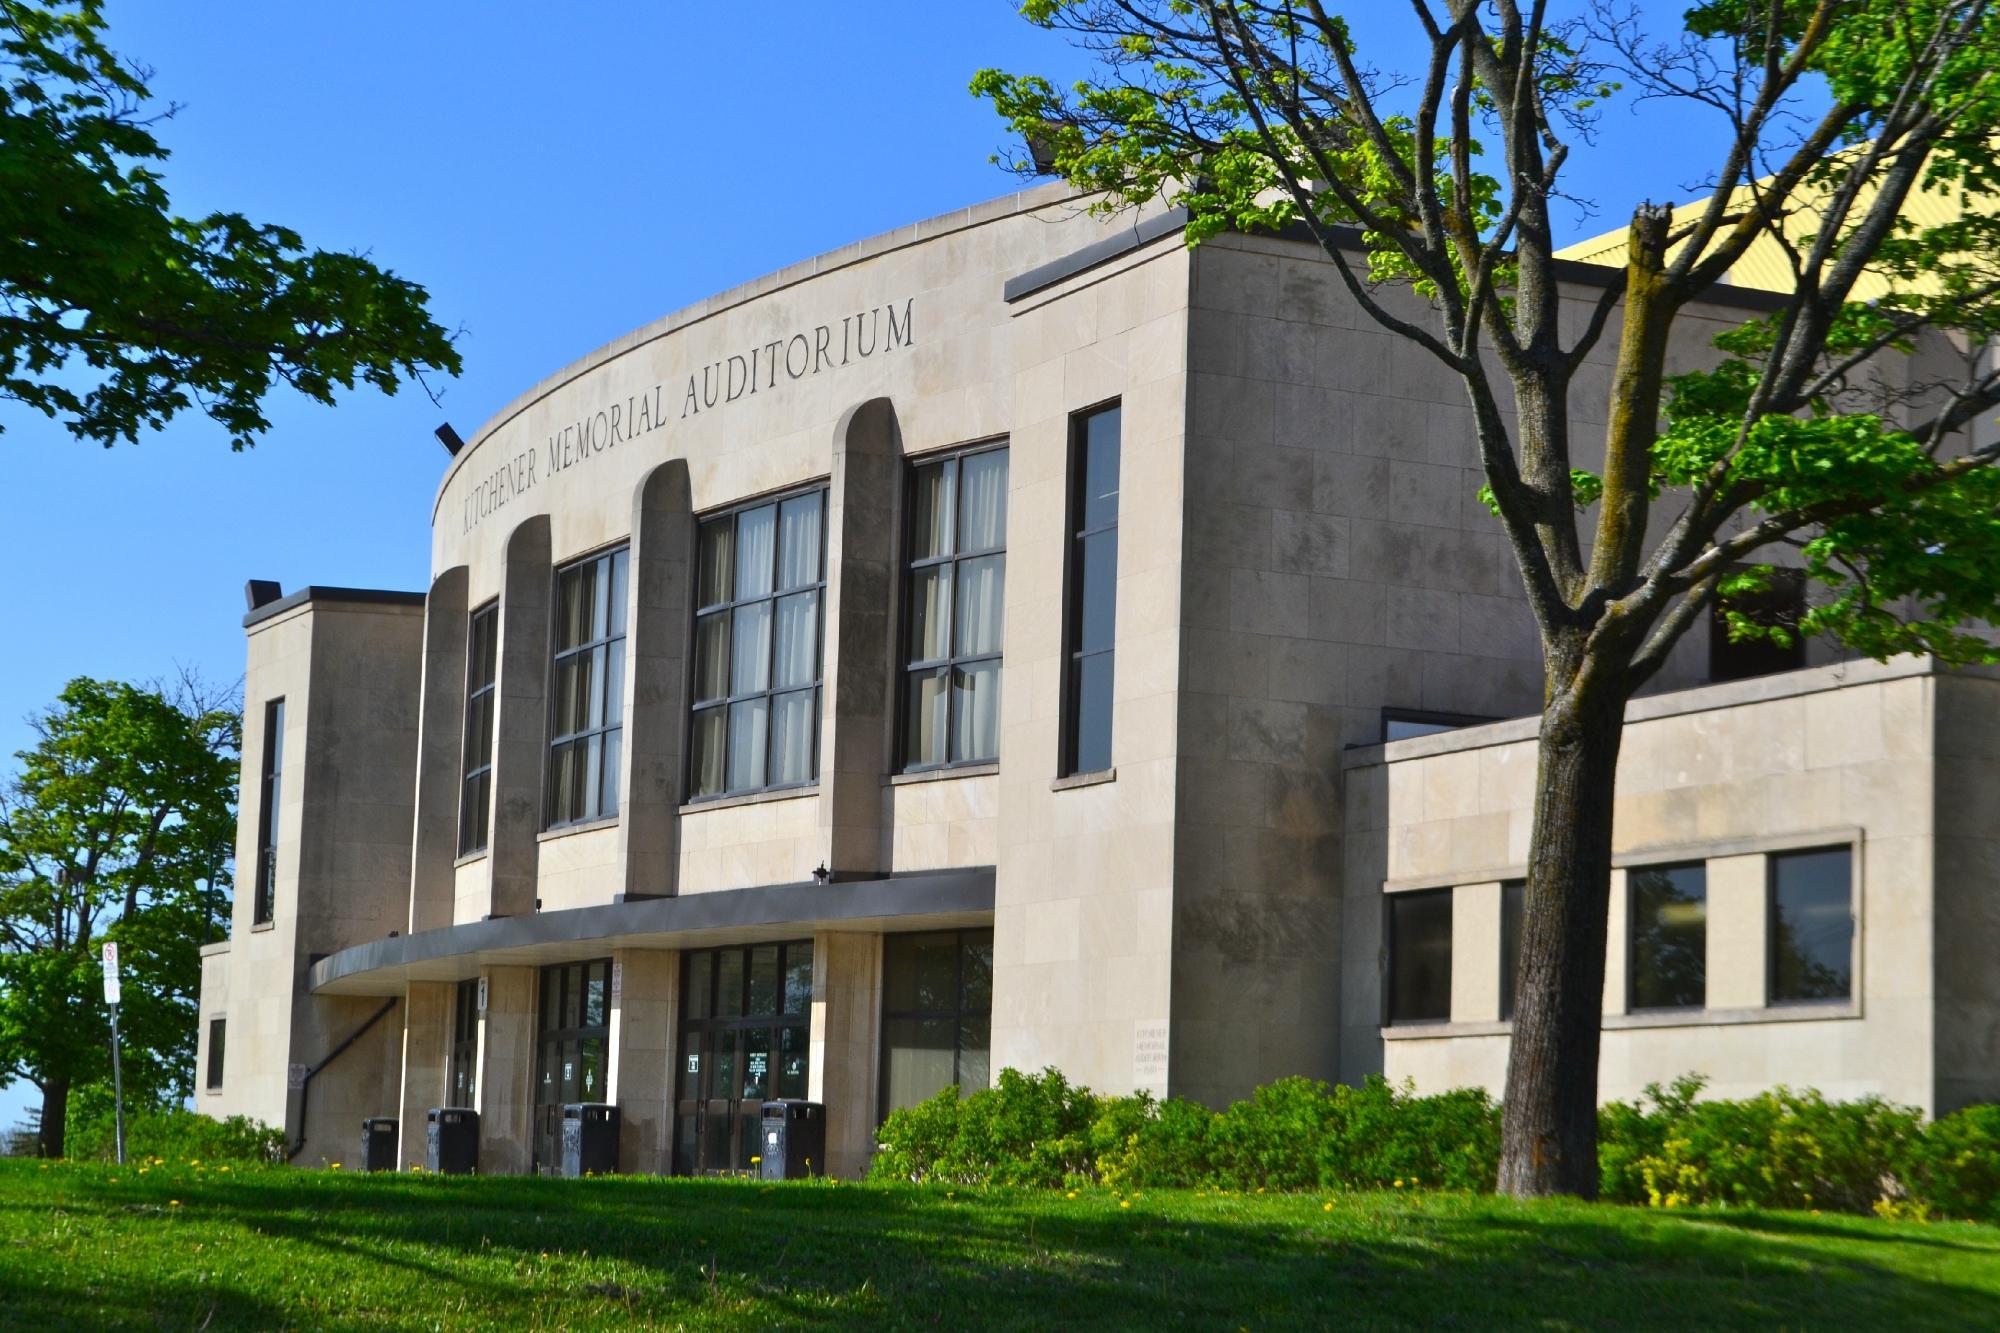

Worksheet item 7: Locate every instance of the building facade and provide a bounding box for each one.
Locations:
[194,181,2000,1174]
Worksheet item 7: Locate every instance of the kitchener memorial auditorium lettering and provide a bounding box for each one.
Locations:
[460,298,915,533]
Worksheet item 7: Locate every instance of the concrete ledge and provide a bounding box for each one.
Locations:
[242,585,425,629]
[888,763,999,787]
[306,867,996,996]
[198,940,231,958]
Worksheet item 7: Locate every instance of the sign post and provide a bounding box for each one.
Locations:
[102,941,125,1166]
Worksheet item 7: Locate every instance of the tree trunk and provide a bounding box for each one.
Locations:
[1498,685,1625,1198]
[37,1076,69,1160]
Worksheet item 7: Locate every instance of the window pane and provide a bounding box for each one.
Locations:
[748,945,780,1017]
[685,951,712,1020]
[910,459,956,561]
[904,669,949,768]
[954,555,1005,658]
[464,692,491,773]
[603,640,625,728]
[783,942,814,1014]
[600,729,621,817]
[590,553,611,640]
[778,1025,808,1099]
[691,707,726,798]
[957,1016,990,1094]
[1076,529,1118,654]
[554,564,586,651]
[882,1016,958,1116]
[777,492,822,590]
[1081,406,1121,531]
[909,934,959,1011]
[951,661,1000,763]
[1629,864,1707,1011]
[581,733,603,819]
[769,689,816,787]
[1772,849,1853,1002]
[907,566,950,664]
[584,968,608,1029]
[958,449,1008,552]
[773,591,818,689]
[1500,881,1525,1021]
[469,607,497,689]
[727,698,768,791]
[716,949,744,1018]
[731,601,772,696]
[693,613,730,704]
[961,932,993,1012]
[549,741,579,824]
[698,519,734,608]
[736,504,777,599]
[553,656,584,736]
[1068,652,1114,774]
[607,548,628,637]
[1388,890,1452,1023]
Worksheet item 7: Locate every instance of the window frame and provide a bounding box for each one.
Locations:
[1625,860,1709,1013]
[684,483,829,803]
[205,1017,226,1092]
[1767,845,1856,1006]
[1058,400,1121,778]
[459,600,499,856]
[897,439,1009,774]
[1499,879,1526,1021]
[1384,887,1454,1026]
[543,544,629,829]
[877,928,995,1122]
[252,698,284,925]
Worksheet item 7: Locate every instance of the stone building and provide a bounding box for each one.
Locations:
[194,180,2000,1173]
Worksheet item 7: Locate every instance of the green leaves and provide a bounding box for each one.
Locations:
[0,1,459,448]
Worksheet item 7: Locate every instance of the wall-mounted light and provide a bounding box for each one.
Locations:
[435,422,466,456]
[811,864,831,885]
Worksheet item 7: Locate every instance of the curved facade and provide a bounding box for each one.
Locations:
[195,180,2000,1175]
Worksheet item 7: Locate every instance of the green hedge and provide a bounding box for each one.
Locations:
[67,1106,284,1164]
[872,1068,2000,1222]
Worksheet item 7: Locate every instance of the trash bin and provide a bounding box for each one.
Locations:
[426,1106,479,1175]
[360,1117,398,1172]
[759,1100,825,1180]
[559,1103,620,1177]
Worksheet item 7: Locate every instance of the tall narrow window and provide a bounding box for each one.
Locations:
[1770,848,1853,1003]
[1628,863,1707,1010]
[1062,403,1120,776]
[459,602,498,855]
[547,547,627,827]
[205,1018,226,1092]
[879,929,993,1119]
[252,698,284,925]
[449,978,480,1108]
[689,487,826,799]
[902,444,1008,769]
[1387,888,1452,1024]
[1499,879,1525,1021]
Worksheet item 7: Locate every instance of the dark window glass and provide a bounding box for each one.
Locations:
[253,699,285,925]
[689,487,826,799]
[449,978,479,1107]
[1629,863,1707,1010]
[1388,890,1452,1024]
[1382,709,1498,743]
[532,959,612,1171]
[670,941,813,1176]
[1062,405,1120,776]
[902,444,1008,770]
[460,602,499,854]
[1500,880,1525,1021]
[546,548,627,826]
[879,929,995,1119]
[1710,567,1806,682]
[1771,848,1853,1003]
[205,1018,226,1091]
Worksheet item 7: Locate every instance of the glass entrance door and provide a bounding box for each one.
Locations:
[674,941,812,1175]
[534,959,611,1173]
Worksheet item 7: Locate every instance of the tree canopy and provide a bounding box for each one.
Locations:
[0,0,460,448]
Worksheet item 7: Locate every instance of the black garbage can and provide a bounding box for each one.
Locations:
[426,1106,479,1175]
[360,1117,398,1172]
[560,1103,620,1177]
[758,1100,825,1180]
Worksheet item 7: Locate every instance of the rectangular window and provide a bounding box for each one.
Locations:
[1628,863,1707,1010]
[546,548,628,827]
[1710,567,1806,682]
[902,444,1008,770]
[252,698,285,925]
[459,602,499,855]
[449,978,480,1107]
[1061,404,1120,776]
[1387,889,1452,1024]
[205,1018,226,1091]
[1500,879,1525,1021]
[879,929,994,1120]
[1770,847,1854,1003]
[689,487,827,799]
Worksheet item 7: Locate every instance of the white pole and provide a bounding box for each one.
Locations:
[102,940,125,1166]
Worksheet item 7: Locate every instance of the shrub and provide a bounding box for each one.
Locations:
[871,1067,1098,1186]
[68,1106,284,1164]
[1910,1103,2000,1224]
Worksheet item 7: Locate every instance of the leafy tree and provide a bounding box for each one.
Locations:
[0,676,237,1157]
[977,0,2000,1195]
[0,0,459,447]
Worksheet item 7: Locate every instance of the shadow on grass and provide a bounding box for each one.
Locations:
[4,1169,1998,1330]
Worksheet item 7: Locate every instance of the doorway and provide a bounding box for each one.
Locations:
[673,941,812,1174]
[533,958,611,1173]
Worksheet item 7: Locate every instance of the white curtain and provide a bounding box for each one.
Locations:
[735,504,776,598]
[769,689,816,786]
[958,450,1008,551]
[773,591,818,688]
[777,492,822,590]
[954,556,1004,657]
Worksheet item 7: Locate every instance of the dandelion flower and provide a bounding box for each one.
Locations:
[1394,1178,1404,1188]
[1323,1202,1334,1212]
[1120,1200,1130,1209]
[331,1163,343,1170]
[169,1200,181,1207]
[1066,1191,1077,1199]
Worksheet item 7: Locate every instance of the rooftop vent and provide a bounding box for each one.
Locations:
[435,422,466,456]
[244,579,283,611]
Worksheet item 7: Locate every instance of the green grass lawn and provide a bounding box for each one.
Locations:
[1,1159,1997,1329]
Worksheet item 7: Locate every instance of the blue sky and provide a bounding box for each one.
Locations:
[0,3,1737,1127]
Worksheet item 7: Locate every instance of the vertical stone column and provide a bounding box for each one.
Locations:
[491,517,551,920]
[409,567,468,934]
[809,930,882,1178]
[818,398,902,877]
[607,948,678,1174]
[398,981,453,1168]
[621,463,694,899]
[1451,883,1503,1024]
[1705,853,1769,1010]
[476,965,538,1175]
